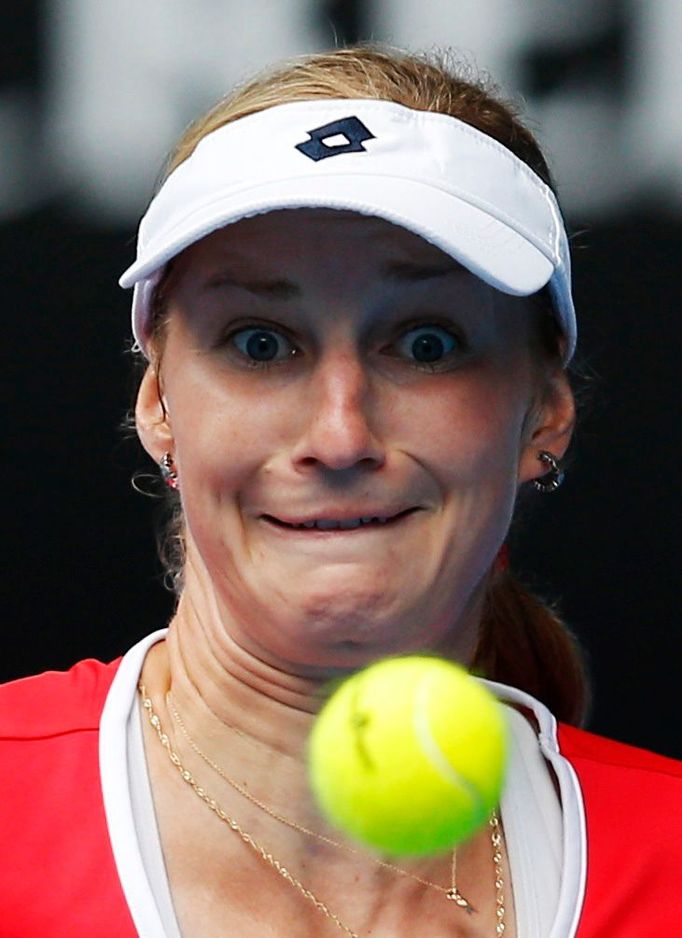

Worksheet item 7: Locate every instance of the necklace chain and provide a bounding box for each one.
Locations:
[140,684,507,937]
[166,689,475,908]
[491,813,506,936]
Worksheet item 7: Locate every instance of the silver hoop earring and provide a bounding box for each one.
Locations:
[533,450,564,493]
[159,452,179,490]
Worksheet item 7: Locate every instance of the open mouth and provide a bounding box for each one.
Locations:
[262,508,418,531]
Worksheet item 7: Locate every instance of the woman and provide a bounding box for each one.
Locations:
[1,47,680,938]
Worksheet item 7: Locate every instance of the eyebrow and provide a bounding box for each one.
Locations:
[209,258,464,300]
[209,276,300,300]
[381,259,466,282]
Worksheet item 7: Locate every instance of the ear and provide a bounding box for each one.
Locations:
[135,365,174,463]
[517,371,576,485]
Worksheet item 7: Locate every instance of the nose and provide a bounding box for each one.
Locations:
[291,349,385,473]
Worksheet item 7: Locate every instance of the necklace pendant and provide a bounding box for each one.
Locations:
[446,889,476,914]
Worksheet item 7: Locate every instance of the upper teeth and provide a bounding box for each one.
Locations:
[298,517,388,530]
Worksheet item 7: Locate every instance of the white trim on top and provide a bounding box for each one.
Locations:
[99,629,169,938]
[482,678,587,938]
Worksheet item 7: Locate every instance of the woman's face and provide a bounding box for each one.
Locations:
[137,210,573,673]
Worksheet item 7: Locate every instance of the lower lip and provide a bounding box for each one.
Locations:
[260,511,418,537]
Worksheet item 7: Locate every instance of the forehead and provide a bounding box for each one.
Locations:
[159,208,542,359]
[171,208,464,276]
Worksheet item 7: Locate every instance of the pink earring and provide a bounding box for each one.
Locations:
[159,452,179,490]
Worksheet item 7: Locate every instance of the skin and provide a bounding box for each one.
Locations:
[136,209,575,937]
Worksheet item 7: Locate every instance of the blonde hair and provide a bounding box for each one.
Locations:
[147,45,589,726]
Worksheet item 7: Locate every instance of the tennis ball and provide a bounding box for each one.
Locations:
[308,656,507,856]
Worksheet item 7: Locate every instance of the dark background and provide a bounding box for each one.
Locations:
[2,2,681,760]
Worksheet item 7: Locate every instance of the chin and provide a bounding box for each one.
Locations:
[283,584,444,651]
[295,586,395,630]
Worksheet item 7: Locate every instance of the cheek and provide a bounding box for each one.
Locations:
[407,379,527,588]
[392,371,528,482]
[165,365,284,506]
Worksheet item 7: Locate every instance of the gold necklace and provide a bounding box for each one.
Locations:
[140,684,507,937]
[166,689,476,909]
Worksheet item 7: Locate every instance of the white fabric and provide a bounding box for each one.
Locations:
[118,99,575,362]
[101,632,587,936]
[501,706,563,937]
[100,630,171,938]
[482,679,587,938]
[128,703,183,938]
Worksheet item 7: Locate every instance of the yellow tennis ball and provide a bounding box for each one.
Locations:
[308,656,507,856]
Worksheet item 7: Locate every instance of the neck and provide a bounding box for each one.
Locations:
[140,552,488,802]
[143,612,323,767]
[140,625,331,837]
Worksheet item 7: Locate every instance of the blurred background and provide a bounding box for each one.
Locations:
[2,1,680,757]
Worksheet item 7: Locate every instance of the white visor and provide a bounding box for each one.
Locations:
[120,99,576,361]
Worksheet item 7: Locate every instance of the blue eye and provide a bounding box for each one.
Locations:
[397,325,460,364]
[232,328,294,363]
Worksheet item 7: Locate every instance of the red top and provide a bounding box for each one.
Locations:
[556,723,682,935]
[1,656,681,937]
[0,658,134,937]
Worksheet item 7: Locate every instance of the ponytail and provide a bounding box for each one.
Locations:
[473,571,590,726]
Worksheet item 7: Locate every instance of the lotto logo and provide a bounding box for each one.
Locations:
[295,116,375,161]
